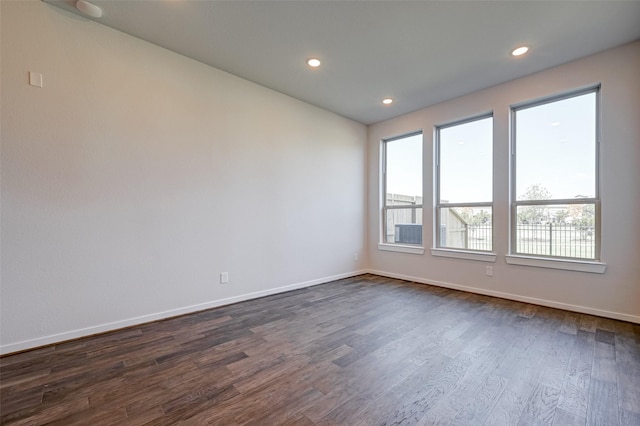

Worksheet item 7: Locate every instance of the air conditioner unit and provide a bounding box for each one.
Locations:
[395,224,422,244]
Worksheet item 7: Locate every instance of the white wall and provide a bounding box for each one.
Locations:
[368,41,640,322]
[0,1,367,354]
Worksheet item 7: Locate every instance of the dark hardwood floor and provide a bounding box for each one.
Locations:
[1,274,639,425]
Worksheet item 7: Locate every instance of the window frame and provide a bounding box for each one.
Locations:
[380,131,424,253]
[434,113,494,254]
[510,86,601,262]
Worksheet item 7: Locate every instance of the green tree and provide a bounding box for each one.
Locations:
[469,209,491,225]
[554,209,569,224]
[455,208,490,225]
[575,204,595,227]
[522,183,552,201]
[519,184,551,224]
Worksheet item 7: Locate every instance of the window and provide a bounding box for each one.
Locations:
[436,116,493,252]
[511,88,599,260]
[381,132,423,247]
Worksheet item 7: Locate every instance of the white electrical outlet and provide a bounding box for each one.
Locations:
[29,71,43,88]
[485,266,493,277]
[354,252,359,261]
[220,272,229,284]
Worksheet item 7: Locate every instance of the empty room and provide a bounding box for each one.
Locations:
[1,1,639,425]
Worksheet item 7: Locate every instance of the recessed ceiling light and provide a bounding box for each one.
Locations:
[511,46,529,57]
[75,0,103,18]
[307,58,321,68]
[382,98,393,105]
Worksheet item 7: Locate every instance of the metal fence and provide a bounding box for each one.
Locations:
[464,223,595,259]
[388,199,595,259]
[466,224,492,251]
[514,223,595,259]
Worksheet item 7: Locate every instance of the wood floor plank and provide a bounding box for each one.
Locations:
[449,374,507,425]
[1,396,90,425]
[483,379,535,426]
[556,330,594,421]
[314,349,422,424]
[559,312,581,336]
[1,274,638,425]
[587,378,619,426]
[46,406,128,426]
[620,409,640,426]
[552,407,588,426]
[518,382,561,425]
[416,395,463,425]
[592,340,618,383]
[616,365,640,417]
[368,354,471,425]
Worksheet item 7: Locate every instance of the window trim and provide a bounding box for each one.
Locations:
[505,255,606,274]
[510,85,602,262]
[431,248,496,262]
[380,131,424,248]
[434,113,494,254]
[378,243,425,255]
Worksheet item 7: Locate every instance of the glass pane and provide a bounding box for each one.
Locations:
[385,133,422,201]
[384,208,423,245]
[438,207,492,251]
[516,92,596,201]
[439,117,492,203]
[515,204,595,259]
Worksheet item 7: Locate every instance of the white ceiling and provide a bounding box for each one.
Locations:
[44,0,640,125]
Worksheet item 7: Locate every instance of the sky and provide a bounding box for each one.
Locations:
[385,133,422,198]
[385,92,596,202]
[516,92,596,200]
[439,117,492,203]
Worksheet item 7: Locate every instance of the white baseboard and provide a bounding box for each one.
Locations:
[366,269,640,324]
[0,270,368,355]
[4,268,636,355]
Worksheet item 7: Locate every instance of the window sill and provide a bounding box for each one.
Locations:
[431,248,496,262]
[378,243,425,255]
[505,255,606,274]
